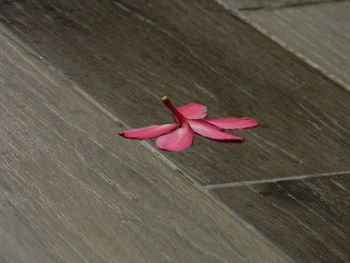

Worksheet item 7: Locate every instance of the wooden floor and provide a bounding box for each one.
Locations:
[240,0,350,91]
[0,0,349,262]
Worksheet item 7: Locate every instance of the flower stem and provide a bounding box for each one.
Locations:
[162,96,186,123]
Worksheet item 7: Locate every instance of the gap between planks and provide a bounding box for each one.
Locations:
[202,170,350,190]
[234,0,348,11]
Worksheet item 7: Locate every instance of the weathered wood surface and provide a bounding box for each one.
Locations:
[216,0,343,10]
[212,173,350,263]
[0,0,349,186]
[1,1,350,262]
[241,1,350,91]
[0,29,293,263]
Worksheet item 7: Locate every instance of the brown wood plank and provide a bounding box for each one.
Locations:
[0,29,293,263]
[0,0,349,186]
[211,173,350,262]
[241,1,350,91]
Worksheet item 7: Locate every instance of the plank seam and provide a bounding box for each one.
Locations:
[225,0,349,11]
[203,170,350,190]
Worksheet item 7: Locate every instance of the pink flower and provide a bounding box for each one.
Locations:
[118,96,258,152]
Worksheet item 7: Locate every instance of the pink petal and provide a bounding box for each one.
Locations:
[176,103,207,119]
[156,122,194,152]
[118,123,179,140]
[205,117,259,130]
[188,119,245,141]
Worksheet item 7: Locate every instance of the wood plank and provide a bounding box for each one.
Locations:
[0,0,349,186]
[241,1,350,90]
[0,29,292,263]
[216,0,341,10]
[211,173,350,262]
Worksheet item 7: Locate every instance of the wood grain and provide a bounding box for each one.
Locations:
[0,0,349,186]
[0,29,294,263]
[211,173,350,262]
[240,1,350,91]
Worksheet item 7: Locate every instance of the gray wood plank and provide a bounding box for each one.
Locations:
[0,29,293,263]
[216,0,343,10]
[241,1,350,90]
[0,0,349,186]
[211,173,350,262]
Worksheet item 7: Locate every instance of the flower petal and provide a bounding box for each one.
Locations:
[189,119,244,141]
[205,117,259,130]
[156,122,194,152]
[118,123,179,140]
[176,103,207,119]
